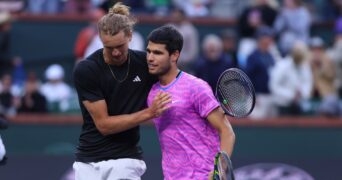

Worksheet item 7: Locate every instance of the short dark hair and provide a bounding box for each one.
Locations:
[147,25,183,55]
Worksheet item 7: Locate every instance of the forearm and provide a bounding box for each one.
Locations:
[207,108,236,157]
[219,119,235,157]
[86,92,171,136]
[97,107,155,135]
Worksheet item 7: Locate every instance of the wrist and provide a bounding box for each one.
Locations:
[142,107,155,120]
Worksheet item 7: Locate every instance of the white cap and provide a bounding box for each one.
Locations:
[45,64,64,80]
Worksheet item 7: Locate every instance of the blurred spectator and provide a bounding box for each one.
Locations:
[73,7,105,62]
[26,0,62,14]
[309,37,341,117]
[172,0,212,17]
[0,115,8,129]
[274,0,311,56]
[237,0,278,69]
[0,11,13,77]
[11,56,26,97]
[220,29,238,67]
[129,31,145,51]
[238,0,278,38]
[270,41,313,116]
[328,17,342,98]
[64,0,93,14]
[145,0,170,15]
[90,0,107,7]
[98,0,120,12]
[168,8,199,73]
[321,0,342,21]
[100,0,147,14]
[0,0,25,13]
[123,0,146,12]
[244,26,277,119]
[0,74,18,117]
[194,34,234,91]
[209,0,238,18]
[40,64,72,113]
[16,71,47,113]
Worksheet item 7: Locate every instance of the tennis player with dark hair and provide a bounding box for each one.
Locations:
[72,3,171,180]
[146,25,236,180]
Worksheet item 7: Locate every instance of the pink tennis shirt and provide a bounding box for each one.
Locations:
[147,71,220,180]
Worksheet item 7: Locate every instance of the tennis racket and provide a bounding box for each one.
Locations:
[215,68,255,118]
[212,68,255,179]
[213,151,234,180]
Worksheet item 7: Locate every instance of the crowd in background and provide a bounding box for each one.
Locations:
[0,0,340,21]
[0,0,342,120]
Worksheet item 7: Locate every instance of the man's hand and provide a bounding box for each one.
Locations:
[149,91,171,118]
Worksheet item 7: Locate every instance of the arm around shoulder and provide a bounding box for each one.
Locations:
[82,91,171,136]
[82,100,158,135]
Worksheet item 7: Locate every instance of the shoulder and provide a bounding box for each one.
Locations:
[149,83,160,93]
[74,58,97,74]
[182,72,210,88]
[129,49,147,65]
[73,55,103,81]
[182,73,216,106]
[130,49,146,60]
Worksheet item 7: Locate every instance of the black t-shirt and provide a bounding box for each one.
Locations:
[73,49,156,163]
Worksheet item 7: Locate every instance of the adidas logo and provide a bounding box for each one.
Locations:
[133,75,141,82]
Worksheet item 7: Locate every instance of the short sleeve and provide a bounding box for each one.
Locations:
[191,79,220,118]
[73,60,104,102]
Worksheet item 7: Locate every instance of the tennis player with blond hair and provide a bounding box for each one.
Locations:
[72,3,171,180]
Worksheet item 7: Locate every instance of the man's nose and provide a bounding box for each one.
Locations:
[147,53,154,61]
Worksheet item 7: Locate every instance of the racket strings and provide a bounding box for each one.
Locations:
[218,71,254,117]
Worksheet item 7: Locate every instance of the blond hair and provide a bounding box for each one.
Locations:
[98,2,137,36]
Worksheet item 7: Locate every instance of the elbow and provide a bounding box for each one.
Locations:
[97,125,111,136]
[228,129,236,144]
[96,118,125,136]
[95,119,113,136]
[221,126,236,144]
[225,124,236,144]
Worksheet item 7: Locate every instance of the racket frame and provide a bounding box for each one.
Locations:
[215,68,255,118]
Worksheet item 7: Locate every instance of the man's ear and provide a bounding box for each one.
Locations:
[127,31,133,42]
[171,50,180,63]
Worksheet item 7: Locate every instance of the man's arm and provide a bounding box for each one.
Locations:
[83,91,171,136]
[207,107,235,156]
